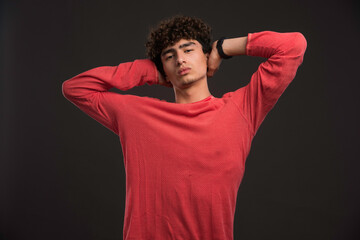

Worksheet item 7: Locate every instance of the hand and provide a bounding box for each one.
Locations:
[207,40,222,78]
[157,71,173,88]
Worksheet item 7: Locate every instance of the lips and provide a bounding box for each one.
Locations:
[178,67,191,75]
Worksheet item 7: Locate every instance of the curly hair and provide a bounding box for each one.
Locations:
[145,15,212,76]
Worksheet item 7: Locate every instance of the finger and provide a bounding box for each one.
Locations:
[207,67,212,77]
[207,70,214,78]
[208,66,218,77]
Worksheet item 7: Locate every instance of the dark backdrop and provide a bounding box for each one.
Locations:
[1,0,359,239]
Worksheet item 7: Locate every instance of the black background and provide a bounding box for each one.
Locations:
[1,0,359,239]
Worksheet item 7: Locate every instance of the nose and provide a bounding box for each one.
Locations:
[176,51,186,65]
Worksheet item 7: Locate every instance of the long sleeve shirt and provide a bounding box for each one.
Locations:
[62,31,307,240]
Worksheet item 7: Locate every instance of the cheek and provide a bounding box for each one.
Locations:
[197,55,208,72]
[162,62,177,80]
[162,63,172,75]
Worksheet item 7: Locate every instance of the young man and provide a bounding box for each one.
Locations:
[62,15,307,240]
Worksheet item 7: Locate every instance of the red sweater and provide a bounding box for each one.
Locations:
[62,31,307,240]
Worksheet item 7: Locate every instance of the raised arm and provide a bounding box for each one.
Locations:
[62,59,159,135]
[209,31,307,136]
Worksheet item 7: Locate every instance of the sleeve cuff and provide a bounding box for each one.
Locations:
[245,32,252,56]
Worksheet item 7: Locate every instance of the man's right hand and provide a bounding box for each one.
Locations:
[158,71,173,88]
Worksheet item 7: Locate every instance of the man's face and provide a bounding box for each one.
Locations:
[160,39,209,89]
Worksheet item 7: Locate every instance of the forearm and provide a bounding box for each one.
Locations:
[242,31,307,59]
[62,59,158,100]
[222,36,248,56]
[221,31,307,58]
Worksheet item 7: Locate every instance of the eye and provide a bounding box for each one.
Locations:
[184,49,193,53]
[165,55,174,60]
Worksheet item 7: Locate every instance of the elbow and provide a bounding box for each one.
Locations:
[295,32,307,54]
[278,32,307,60]
[62,80,68,98]
[62,79,74,100]
[291,32,307,56]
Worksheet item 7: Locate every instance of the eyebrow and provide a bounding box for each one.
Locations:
[161,41,196,56]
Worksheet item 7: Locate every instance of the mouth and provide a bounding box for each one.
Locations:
[178,67,191,76]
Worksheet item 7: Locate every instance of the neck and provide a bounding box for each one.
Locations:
[173,77,212,104]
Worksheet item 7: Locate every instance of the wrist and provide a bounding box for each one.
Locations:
[216,37,233,59]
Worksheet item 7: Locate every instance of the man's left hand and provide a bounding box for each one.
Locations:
[207,40,222,78]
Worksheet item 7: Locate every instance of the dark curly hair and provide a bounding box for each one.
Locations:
[145,15,212,76]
